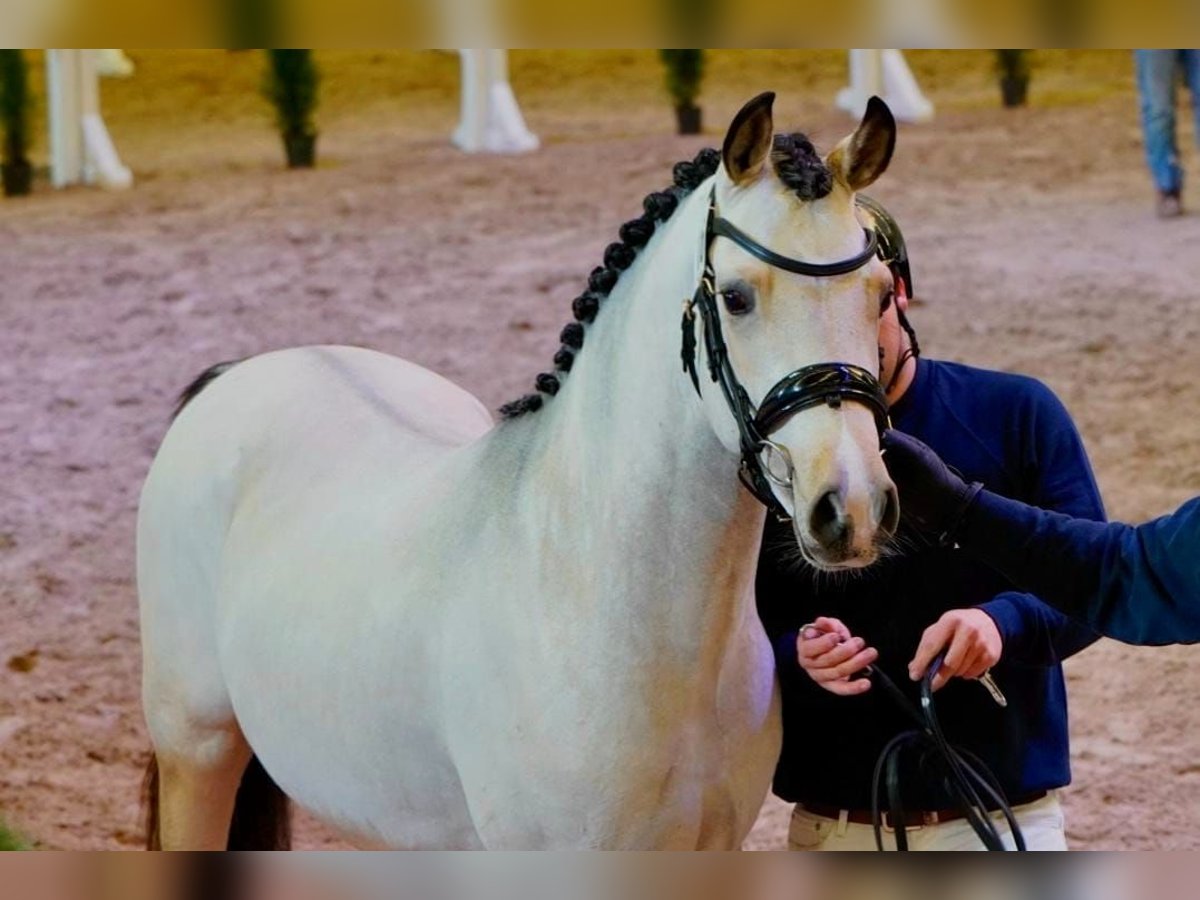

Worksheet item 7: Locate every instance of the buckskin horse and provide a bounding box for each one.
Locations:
[139,92,900,849]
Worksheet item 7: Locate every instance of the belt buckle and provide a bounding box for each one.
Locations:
[881,810,938,832]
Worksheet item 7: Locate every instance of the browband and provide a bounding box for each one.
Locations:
[711,217,880,278]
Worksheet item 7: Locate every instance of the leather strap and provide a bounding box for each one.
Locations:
[680,188,889,521]
[798,791,1048,829]
[711,217,879,277]
[755,363,889,437]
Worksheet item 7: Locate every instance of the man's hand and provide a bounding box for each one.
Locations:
[908,609,1003,691]
[880,429,983,538]
[798,616,878,696]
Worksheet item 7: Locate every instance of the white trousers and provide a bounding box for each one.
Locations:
[788,792,1068,851]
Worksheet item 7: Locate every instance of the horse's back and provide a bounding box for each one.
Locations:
[143,344,493,541]
[181,345,494,451]
[139,342,494,606]
[137,345,493,765]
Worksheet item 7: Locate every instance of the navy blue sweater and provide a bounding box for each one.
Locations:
[756,358,1105,810]
[961,491,1200,645]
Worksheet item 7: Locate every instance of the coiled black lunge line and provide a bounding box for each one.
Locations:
[866,655,1027,851]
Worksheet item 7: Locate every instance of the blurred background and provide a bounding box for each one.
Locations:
[0,849,1194,896]
[0,49,1198,851]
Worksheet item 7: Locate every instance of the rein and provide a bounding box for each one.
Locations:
[865,656,1027,851]
[681,188,890,520]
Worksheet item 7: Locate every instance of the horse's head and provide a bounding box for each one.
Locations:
[697,92,899,569]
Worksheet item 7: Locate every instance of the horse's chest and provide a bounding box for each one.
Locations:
[442,625,779,848]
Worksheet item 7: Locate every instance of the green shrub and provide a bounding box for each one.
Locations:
[995,50,1032,107]
[0,820,28,851]
[659,50,705,109]
[264,50,318,137]
[995,50,1031,81]
[0,50,30,165]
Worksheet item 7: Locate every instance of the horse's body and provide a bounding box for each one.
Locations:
[139,94,899,849]
[141,337,777,848]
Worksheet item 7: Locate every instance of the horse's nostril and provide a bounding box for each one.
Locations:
[879,485,900,538]
[809,489,851,549]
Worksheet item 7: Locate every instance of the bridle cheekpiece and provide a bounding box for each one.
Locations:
[681,187,891,521]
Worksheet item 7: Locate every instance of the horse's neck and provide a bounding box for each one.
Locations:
[502,184,766,645]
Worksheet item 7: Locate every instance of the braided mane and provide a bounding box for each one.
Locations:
[499,134,830,418]
[770,133,833,201]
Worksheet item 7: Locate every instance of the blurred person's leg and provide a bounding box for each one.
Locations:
[1135,49,1184,215]
[1183,49,1200,151]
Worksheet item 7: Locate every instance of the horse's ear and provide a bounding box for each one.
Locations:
[722,92,775,185]
[826,96,896,192]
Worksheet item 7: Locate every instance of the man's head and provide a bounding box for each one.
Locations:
[857,195,919,400]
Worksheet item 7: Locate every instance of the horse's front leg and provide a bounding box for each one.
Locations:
[146,724,252,850]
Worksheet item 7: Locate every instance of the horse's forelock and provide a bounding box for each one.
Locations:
[770,133,834,203]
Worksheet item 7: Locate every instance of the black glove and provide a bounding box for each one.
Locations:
[880,429,983,541]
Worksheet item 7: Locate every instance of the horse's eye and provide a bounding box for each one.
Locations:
[879,290,895,315]
[722,288,754,316]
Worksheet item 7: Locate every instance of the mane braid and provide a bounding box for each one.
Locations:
[770,133,833,202]
[498,147,722,419]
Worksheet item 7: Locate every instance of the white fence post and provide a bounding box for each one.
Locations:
[836,49,934,124]
[95,50,135,78]
[453,50,538,154]
[45,50,132,190]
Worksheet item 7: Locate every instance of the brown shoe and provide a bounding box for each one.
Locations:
[1158,191,1183,218]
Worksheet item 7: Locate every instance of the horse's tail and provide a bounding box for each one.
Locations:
[142,754,162,850]
[227,756,292,850]
[173,359,241,420]
[142,753,292,850]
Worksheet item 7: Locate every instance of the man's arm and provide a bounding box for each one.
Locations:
[962,489,1200,646]
[755,518,811,677]
[756,524,877,695]
[882,428,1200,646]
[975,385,1103,665]
[978,590,1098,665]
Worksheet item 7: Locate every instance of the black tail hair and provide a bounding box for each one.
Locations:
[142,753,292,850]
[227,755,292,850]
[173,360,241,420]
[143,753,162,850]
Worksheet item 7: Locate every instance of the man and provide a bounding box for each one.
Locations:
[756,198,1105,850]
[881,428,1200,648]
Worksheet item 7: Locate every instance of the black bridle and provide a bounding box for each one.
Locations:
[681,188,890,519]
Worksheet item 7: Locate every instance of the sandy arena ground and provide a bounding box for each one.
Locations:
[2,50,1199,850]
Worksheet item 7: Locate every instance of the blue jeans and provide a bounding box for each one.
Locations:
[1135,50,1200,194]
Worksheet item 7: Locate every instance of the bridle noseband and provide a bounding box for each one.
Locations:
[681,188,890,521]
